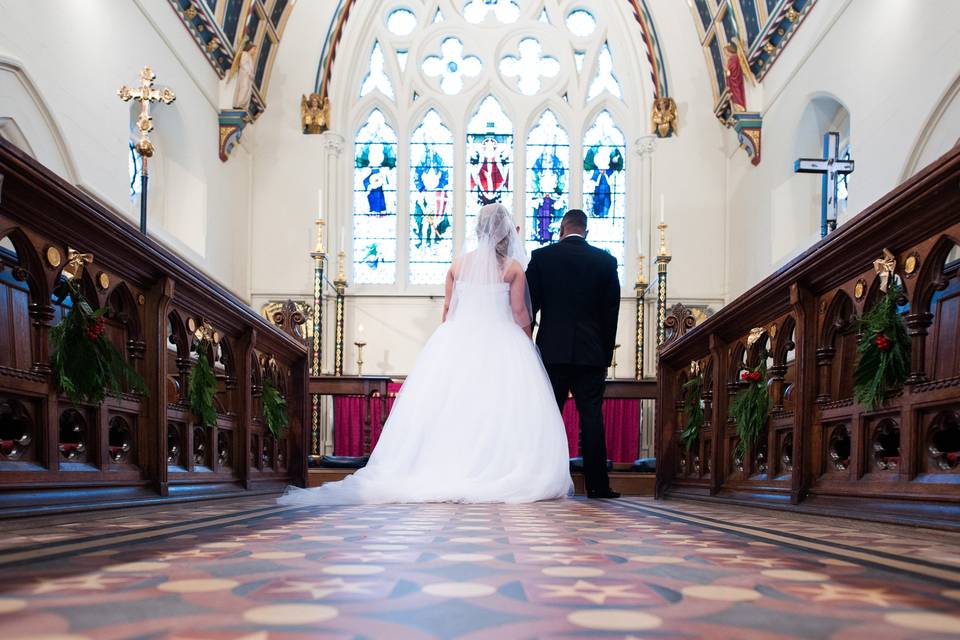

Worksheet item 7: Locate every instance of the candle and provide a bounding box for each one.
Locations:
[659,193,665,223]
[317,188,323,220]
[636,229,643,250]
[358,323,364,335]
[340,228,346,251]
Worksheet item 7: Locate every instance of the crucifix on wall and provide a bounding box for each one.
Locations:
[794,131,855,238]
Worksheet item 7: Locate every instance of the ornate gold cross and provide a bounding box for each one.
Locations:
[118,67,176,159]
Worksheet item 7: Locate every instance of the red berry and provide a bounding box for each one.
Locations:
[741,372,749,381]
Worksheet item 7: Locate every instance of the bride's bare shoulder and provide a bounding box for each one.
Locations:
[503,259,525,281]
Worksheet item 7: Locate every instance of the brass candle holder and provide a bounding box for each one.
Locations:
[354,340,367,376]
[333,251,347,376]
[610,343,621,379]
[655,223,671,348]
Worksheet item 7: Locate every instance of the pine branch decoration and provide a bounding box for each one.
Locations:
[49,278,147,405]
[730,355,771,458]
[853,283,910,411]
[188,340,218,428]
[680,375,704,452]
[262,378,289,440]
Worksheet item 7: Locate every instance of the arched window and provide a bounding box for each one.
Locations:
[352,109,398,284]
[409,110,454,284]
[335,2,649,288]
[583,111,626,279]
[525,110,569,254]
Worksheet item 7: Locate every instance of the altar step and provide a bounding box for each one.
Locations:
[307,469,655,496]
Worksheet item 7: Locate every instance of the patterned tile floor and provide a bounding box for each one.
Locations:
[0,496,959,639]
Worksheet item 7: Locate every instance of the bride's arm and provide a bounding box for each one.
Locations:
[440,258,460,322]
[508,262,533,339]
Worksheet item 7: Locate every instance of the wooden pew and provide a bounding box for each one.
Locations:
[0,139,308,515]
[655,144,960,528]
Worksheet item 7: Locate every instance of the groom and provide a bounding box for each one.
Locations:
[526,209,621,499]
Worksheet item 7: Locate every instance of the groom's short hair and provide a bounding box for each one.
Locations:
[561,209,588,233]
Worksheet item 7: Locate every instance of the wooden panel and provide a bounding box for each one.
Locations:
[656,144,960,526]
[0,139,308,515]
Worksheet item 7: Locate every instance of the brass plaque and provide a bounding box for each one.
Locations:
[904,253,919,276]
[45,245,62,268]
[854,279,866,300]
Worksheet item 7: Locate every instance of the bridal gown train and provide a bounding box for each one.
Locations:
[278,280,573,505]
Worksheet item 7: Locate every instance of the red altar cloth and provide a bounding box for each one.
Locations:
[333,382,640,462]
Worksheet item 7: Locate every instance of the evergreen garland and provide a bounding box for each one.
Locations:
[853,283,910,411]
[49,278,147,405]
[262,378,289,440]
[680,375,704,452]
[730,354,771,458]
[187,340,218,428]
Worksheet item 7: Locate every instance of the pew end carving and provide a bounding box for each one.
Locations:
[656,144,960,527]
[0,139,308,514]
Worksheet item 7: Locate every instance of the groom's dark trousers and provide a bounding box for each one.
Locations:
[526,235,621,495]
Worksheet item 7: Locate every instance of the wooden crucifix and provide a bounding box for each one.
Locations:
[794,131,855,238]
[118,67,176,236]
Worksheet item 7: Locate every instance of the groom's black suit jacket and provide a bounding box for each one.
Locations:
[526,236,621,368]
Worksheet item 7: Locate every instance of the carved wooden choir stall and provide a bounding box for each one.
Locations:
[0,139,308,515]
[656,144,960,528]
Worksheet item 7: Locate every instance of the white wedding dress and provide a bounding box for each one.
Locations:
[279,205,572,505]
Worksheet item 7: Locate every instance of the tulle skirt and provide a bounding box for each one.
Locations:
[278,311,573,505]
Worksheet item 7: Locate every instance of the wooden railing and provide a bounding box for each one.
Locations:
[0,139,308,515]
[656,144,960,527]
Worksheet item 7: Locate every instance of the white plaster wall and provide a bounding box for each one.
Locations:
[0,0,252,298]
[724,0,960,299]
[249,0,728,377]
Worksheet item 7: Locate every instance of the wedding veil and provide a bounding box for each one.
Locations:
[448,203,533,328]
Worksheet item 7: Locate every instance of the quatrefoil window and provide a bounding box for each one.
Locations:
[499,38,559,96]
[463,0,519,24]
[421,38,482,95]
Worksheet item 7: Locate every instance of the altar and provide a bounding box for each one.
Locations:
[322,377,656,464]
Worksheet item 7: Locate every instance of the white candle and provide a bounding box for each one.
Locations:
[317,188,323,220]
[358,324,365,336]
[340,228,346,251]
[659,194,665,223]
[636,229,643,251]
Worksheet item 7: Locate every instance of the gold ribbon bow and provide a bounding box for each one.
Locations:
[194,321,218,344]
[873,248,897,292]
[63,248,93,280]
[747,327,766,347]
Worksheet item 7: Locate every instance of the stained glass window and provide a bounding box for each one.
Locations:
[463,0,519,24]
[360,42,395,100]
[465,96,513,246]
[566,9,596,37]
[499,38,559,96]
[582,111,626,281]
[525,111,569,255]
[588,44,622,101]
[409,110,454,285]
[353,110,398,284]
[422,37,482,95]
[386,8,417,35]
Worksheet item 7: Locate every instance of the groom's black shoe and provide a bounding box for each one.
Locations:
[587,489,621,499]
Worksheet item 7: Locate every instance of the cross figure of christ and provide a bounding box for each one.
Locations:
[794,131,855,238]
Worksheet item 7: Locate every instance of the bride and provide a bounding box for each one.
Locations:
[279,203,573,505]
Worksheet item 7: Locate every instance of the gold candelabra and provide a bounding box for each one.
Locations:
[655,223,671,348]
[610,343,621,379]
[333,251,348,376]
[308,218,326,456]
[635,254,648,379]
